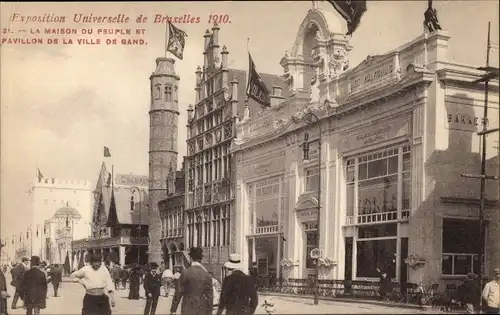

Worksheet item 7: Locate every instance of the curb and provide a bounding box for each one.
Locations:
[258,292,429,310]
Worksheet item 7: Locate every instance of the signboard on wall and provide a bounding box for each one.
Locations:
[115,174,148,187]
[340,116,410,152]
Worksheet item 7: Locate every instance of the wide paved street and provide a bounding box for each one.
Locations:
[6,280,443,314]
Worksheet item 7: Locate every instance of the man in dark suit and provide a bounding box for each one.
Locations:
[143,262,161,315]
[217,254,258,315]
[10,257,29,309]
[1,268,9,315]
[170,247,213,315]
[48,264,63,297]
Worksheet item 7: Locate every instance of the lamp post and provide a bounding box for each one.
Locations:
[43,220,51,264]
[12,234,16,261]
[26,226,33,257]
[65,215,75,272]
[130,186,143,265]
[36,224,42,259]
[301,108,322,306]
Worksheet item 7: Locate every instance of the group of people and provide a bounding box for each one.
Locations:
[108,262,182,300]
[457,268,500,314]
[69,247,260,315]
[375,266,500,314]
[0,256,64,315]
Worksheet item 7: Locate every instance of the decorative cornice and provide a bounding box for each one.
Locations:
[440,196,499,207]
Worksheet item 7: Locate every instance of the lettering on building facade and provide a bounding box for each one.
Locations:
[447,113,489,131]
[115,174,149,187]
[351,64,394,92]
[244,156,285,179]
[340,117,410,153]
[296,208,318,222]
[247,119,274,135]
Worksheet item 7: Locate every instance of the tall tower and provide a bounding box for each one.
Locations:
[149,57,179,263]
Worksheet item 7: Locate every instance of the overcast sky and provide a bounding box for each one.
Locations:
[1,1,499,238]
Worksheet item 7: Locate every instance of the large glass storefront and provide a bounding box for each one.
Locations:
[344,144,411,280]
[247,176,284,285]
[248,177,283,234]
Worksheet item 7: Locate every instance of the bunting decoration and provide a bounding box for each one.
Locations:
[246,53,271,107]
[104,146,111,157]
[166,22,187,60]
[327,0,367,35]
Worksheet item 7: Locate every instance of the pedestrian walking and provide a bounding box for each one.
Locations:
[48,264,62,297]
[170,247,213,315]
[10,257,29,310]
[120,265,129,290]
[71,253,115,315]
[376,268,392,301]
[0,268,10,315]
[20,256,49,315]
[128,264,141,300]
[217,253,258,315]
[482,268,500,314]
[161,266,173,297]
[458,273,480,314]
[110,264,122,290]
[143,262,161,315]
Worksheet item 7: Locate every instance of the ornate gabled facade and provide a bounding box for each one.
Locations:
[231,7,499,288]
[72,163,149,267]
[159,160,186,268]
[183,23,288,280]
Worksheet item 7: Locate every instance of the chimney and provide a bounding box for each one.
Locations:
[187,104,194,121]
[230,78,239,117]
[221,45,228,68]
[203,29,211,72]
[195,65,202,83]
[270,85,285,107]
[211,22,220,61]
[195,66,202,103]
[221,45,229,92]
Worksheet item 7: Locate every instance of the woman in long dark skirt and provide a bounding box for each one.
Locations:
[128,265,141,300]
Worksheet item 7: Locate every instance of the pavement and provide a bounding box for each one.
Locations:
[5,278,447,314]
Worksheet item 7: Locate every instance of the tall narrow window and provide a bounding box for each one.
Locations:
[304,222,318,269]
[165,86,172,102]
[305,167,320,192]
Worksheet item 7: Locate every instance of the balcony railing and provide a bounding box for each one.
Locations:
[249,225,279,235]
[345,210,411,226]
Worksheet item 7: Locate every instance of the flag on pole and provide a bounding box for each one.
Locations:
[246,53,271,107]
[104,146,111,157]
[327,0,367,35]
[166,22,187,60]
[36,168,44,182]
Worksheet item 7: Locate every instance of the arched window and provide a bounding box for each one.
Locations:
[165,86,173,102]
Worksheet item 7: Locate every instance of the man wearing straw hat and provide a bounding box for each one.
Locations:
[217,254,258,315]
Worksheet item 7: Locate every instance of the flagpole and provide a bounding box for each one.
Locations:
[165,22,174,59]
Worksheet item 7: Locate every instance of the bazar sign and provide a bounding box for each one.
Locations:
[115,174,148,187]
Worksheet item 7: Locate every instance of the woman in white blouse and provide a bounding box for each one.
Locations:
[71,254,115,315]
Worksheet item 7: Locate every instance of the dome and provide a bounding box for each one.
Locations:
[52,206,82,220]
